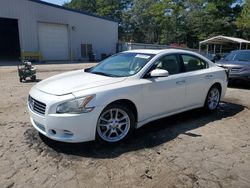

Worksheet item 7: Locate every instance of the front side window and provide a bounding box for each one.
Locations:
[87,53,155,77]
[153,55,182,75]
[181,54,207,72]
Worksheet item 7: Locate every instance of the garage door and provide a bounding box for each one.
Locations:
[38,23,69,61]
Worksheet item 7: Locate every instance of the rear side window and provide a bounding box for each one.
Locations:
[181,54,208,72]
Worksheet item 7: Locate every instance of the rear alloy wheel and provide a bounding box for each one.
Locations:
[205,86,221,111]
[96,104,135,143]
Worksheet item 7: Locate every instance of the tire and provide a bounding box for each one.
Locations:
[19,77,22,82]
[204,85,221,111]
[96,103,135,143]
[31,75,36,81]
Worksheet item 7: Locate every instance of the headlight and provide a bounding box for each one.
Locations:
[56,95,95,114]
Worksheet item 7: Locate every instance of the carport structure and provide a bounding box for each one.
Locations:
[199,35,250,54]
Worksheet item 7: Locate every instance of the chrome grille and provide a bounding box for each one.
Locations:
[28,96,46,115]
[230,67,241,73]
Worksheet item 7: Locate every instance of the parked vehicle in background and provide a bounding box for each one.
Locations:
[221,53,230,60]
[18,61,36,82]
[28,49,228,143]
[217,50,250,81]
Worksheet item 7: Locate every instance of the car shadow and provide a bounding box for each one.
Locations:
[39,101,245,159]
[228,80,250,90]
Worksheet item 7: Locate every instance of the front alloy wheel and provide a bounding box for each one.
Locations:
[96,104,135,143]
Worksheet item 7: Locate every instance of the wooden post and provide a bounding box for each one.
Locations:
[213,44,216,54]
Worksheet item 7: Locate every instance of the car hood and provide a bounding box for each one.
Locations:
[217,60,250,68]
[35,70,126,95]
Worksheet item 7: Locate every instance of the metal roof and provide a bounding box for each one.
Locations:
[199,35,250,45]
[29,0,117,23]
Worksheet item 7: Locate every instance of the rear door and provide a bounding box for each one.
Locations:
[179,54,213,107]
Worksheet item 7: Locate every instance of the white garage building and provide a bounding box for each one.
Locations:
[0,0,118,61]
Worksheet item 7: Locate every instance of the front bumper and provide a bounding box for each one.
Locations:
[28,88,103,143]
[218,65,250,81]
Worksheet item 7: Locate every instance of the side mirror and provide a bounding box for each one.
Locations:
[150,69,169,78]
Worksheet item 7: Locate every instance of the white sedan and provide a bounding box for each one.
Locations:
[28,49,228,143]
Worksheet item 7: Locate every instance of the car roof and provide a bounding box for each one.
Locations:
[122,49,197,55]
[231,50,250,53]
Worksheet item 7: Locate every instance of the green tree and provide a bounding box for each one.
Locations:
[184,0,242,48]
[125,0,161,43]
[64,0,131,40]
[237,0,250,39]
[64,0,130,22]
[63,0,248,47]
[64,0,97,13]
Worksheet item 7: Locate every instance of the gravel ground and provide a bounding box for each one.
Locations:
[0,63,250,188]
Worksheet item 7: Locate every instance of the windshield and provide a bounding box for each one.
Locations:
[87,53,155,77]
[225,51,250,62]
[224,52,236,61]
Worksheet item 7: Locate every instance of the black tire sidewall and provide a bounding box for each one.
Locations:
[96,103,136,143]
[31,75,36,81]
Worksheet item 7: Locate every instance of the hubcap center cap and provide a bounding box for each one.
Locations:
[110,120,118,128]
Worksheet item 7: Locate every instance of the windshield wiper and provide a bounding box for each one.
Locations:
[91,71,118,77]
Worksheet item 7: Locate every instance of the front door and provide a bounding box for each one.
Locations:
[141,54,187,121]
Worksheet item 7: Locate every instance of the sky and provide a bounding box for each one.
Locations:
[41,0,69,6]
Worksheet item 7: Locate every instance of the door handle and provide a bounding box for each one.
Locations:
[205,75,213,79]
[176,80,186,85]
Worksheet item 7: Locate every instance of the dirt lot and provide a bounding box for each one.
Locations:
[0,63,250,188]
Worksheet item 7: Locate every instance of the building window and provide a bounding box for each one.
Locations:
[81,44,92,57]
